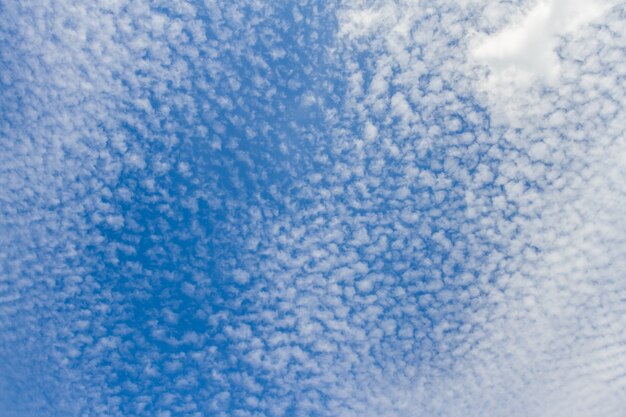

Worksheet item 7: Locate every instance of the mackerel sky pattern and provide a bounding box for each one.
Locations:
[1,1,626,417]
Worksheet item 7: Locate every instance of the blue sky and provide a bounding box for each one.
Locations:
[1,1,626,416]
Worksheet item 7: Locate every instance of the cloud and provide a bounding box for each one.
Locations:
[471,0,618,86]
[2,0,626,416]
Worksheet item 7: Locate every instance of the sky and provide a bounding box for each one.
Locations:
[1,1,626,416]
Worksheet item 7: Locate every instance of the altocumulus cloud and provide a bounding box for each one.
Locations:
[1,1,625,417]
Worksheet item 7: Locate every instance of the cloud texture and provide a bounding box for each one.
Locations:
[1,1,625,416]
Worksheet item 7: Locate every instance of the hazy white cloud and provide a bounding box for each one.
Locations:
[471,0,618,86]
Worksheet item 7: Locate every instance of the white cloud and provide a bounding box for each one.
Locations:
[3,1,626,416]
[471,0,618,86]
